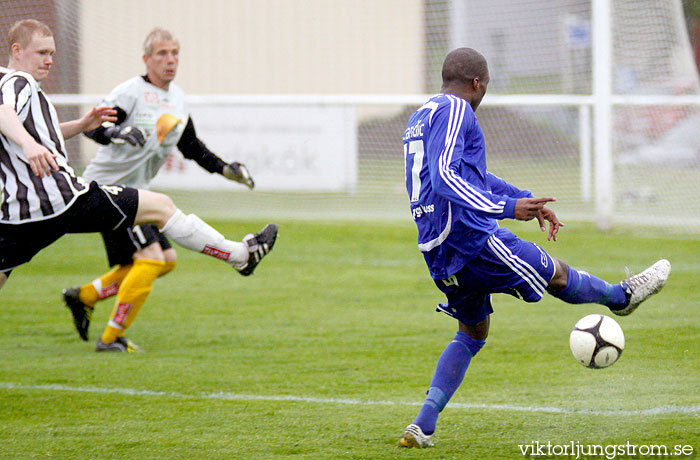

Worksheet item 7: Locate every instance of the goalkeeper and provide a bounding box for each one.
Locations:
[61,28,258,352]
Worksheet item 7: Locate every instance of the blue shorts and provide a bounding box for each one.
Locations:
[434,228,556,325]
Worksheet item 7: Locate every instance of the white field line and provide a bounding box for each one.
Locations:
[1,382,698,416]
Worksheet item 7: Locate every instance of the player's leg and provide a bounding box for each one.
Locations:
[547,258,628,306]
[160,246,177,277]
[63,265,131,312]
[400,287,490,448]
[66,237,176,320]
[547,256,671,316]
[135,189,277,275]
[479,228,669,315]
[98,242,165,353]
[62,228,139,341]
[401,317,488,449]
[0,219,67,292]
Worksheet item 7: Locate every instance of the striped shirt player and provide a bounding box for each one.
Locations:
[0,65,143,279]
[398,48,670,449]
[0,70,91,224]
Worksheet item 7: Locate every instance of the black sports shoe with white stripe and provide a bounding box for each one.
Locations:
[237,223,278,276]
[62,286,94,341]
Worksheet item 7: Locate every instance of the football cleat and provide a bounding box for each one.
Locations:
[612,259,671,316]
[236,223,278,276]
[62,287,94,341]
[399,424,434,448]
[95,336,144,353]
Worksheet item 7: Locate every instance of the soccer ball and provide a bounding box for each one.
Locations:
[569,314,625,369]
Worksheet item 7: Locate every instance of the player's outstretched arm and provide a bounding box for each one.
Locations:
[177,117,254,189]
[60,106,117,139]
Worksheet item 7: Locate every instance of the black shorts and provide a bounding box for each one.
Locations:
[102,224,172,267]
[0,181,138,273]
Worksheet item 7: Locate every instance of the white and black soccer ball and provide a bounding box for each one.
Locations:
[569,314,625,369]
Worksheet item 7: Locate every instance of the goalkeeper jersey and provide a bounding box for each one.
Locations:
[403,93,533,280]
[83,76,188,189]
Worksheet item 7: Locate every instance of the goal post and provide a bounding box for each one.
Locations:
[593,0,614,231]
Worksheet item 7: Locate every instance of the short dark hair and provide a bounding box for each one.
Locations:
[441,48,488,85]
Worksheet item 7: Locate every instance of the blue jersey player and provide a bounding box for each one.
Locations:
[398,48,671,448]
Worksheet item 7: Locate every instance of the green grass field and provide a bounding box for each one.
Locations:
[1,219,698,459]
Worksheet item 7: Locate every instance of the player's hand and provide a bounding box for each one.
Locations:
[104,125,146,146]
[536,206,564,241]
[513,197,556,221]
[24,141,58,178]
[223,161,255,189]
[81,106,117,132]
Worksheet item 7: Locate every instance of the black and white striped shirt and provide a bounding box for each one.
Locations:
[0,70,89,223]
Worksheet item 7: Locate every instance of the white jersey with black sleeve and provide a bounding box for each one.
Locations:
[0,70,89,224]
[82,76,188,189]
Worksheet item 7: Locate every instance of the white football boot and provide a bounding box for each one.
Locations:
[613,259,671,316]
[399,424,434,448]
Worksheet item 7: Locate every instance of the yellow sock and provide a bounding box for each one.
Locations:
[101,325,123,344]
[100,259,164,343]
[81,264,132,307]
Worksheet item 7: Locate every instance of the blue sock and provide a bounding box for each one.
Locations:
[551,266,628,308]
[413,331,485,435]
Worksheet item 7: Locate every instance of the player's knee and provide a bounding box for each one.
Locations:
[459,317,489,341]
[0,272,7,290]
[547,258,569,293]
[152,192,176,219]
[135,190,177,227]
[133,242,166,262]
[455,330,486,357]
[159,249,178,277]
[163,248,177,264]
[159,260,177,277]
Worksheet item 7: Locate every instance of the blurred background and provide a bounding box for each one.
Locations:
[2,0,699,231]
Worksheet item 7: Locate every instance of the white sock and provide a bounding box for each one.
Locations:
[160,209,248,266]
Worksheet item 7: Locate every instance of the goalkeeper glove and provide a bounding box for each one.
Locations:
[222,161,255,189]
[104,125,146,146]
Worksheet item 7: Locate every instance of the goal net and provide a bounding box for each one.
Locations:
[2,0,699,231]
